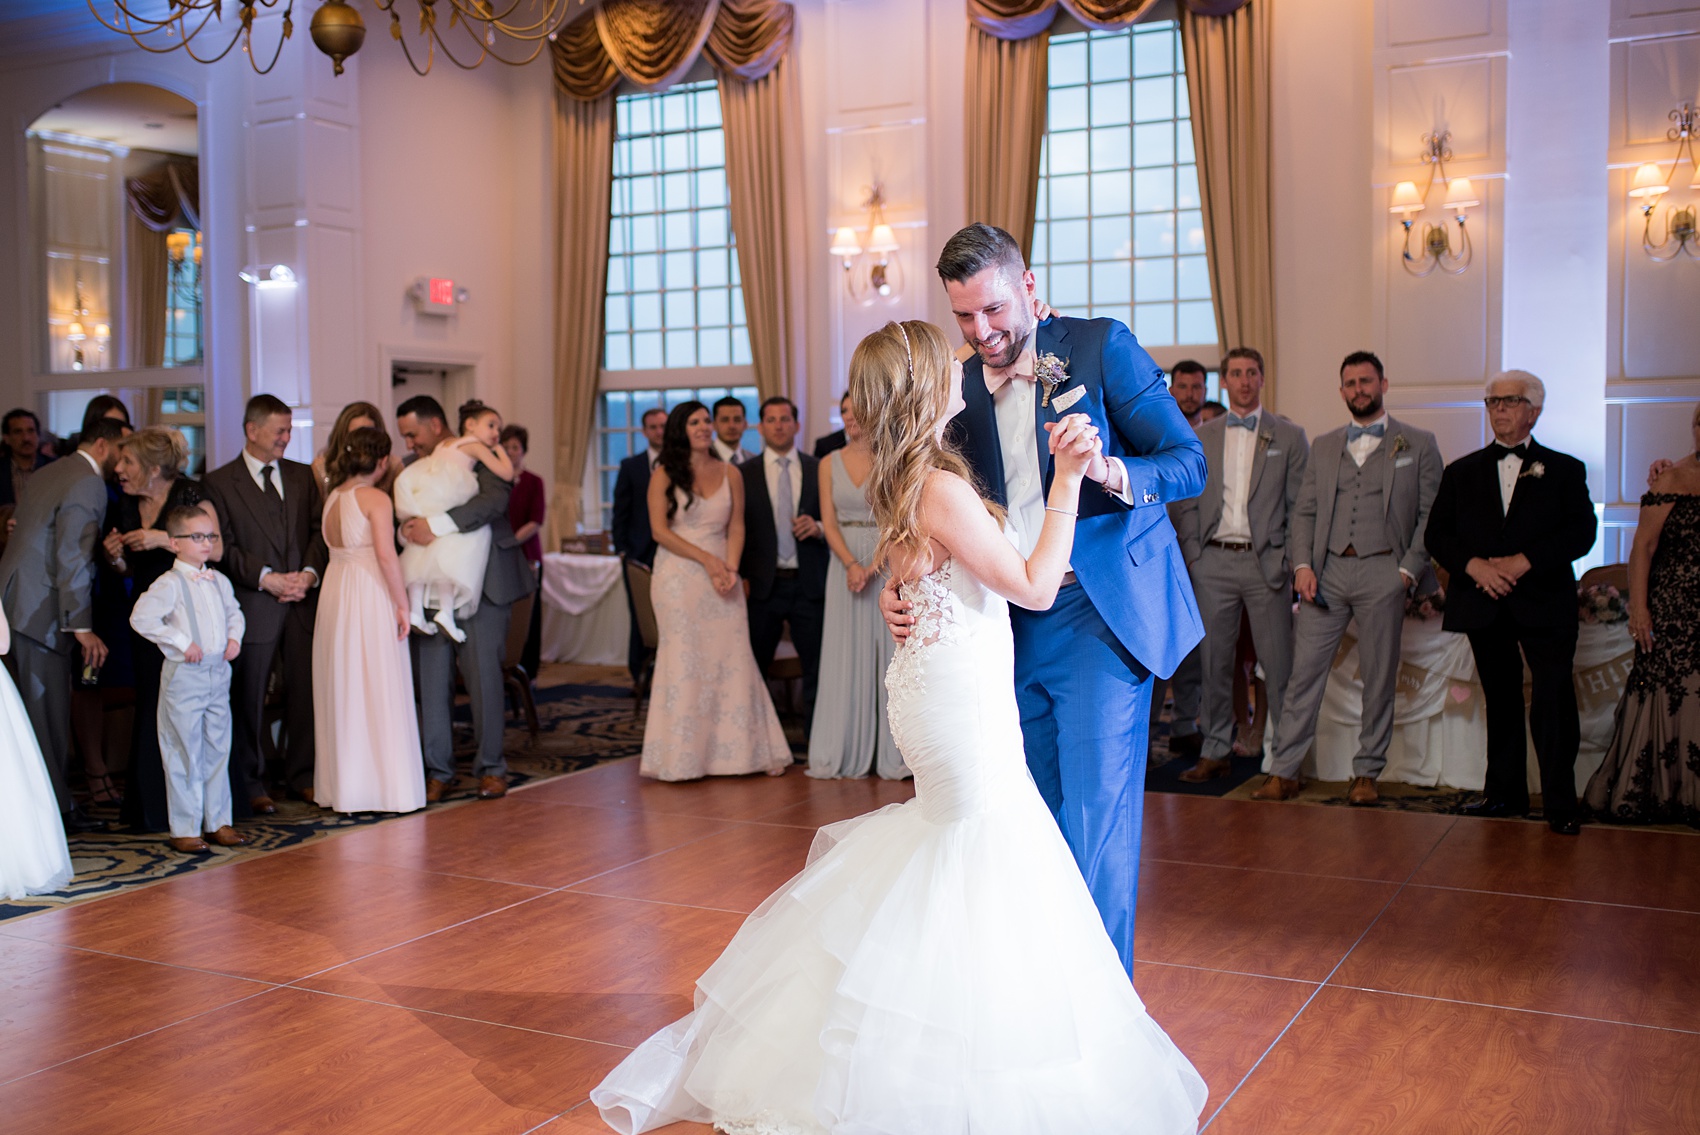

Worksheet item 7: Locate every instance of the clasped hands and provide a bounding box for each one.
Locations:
[1465,553,1531,600]
[183,638,242,664]
[260,570,314,603]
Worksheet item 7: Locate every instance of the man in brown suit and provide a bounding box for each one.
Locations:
[202,395,326,814]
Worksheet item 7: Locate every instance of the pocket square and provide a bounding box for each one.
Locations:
[1395,457,1414,468]
[1267,448,1281,455]
[1052,386,1086,412]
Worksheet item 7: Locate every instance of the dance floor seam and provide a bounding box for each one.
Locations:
[9,760,1696,1134]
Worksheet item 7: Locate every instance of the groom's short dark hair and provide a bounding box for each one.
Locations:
[936,223,1026,284]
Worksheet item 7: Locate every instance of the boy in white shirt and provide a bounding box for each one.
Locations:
[129,505,248,853]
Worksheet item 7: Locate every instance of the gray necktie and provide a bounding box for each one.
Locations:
[776,456,796,563]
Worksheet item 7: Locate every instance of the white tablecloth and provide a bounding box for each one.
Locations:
[1285,616,1634,792]
[539,552,630,666]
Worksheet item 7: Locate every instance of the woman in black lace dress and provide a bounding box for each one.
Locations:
[1584,409,1700,827]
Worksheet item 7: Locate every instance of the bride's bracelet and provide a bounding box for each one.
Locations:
[1045,506,1077,517]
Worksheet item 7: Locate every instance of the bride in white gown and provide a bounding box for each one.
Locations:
[0,606,74,900]
[591,320,1205,1135]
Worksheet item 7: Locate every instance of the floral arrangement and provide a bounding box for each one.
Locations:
[1578,583,1630,625]
[1034,352,1070,407]
[1405,589,1445,621]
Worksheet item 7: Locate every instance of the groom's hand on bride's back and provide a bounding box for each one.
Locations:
[879,579,914,644]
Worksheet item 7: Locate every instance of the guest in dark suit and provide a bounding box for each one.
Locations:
[613,406,666,680]
[201,395,327,814]
[812,392,851,459]
[739,396,828,722]
[397,396,537,801]
[1426,370,1598,834]
[711,396,757,465]
[1,409,52,509]
[0,417,126,833]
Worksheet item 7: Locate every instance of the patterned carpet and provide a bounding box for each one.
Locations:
[0,664,642,923]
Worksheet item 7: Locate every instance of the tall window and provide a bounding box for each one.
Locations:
[1032,22,1216,355]
[164,228,203,367]
[604,79,750,373]
[595,384,760,530]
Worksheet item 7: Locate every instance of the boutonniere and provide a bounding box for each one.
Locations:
[1034,352,1070,408]
[1256,430,1274,452]
[1520,461,1546,480]
[1391,434,1409,455]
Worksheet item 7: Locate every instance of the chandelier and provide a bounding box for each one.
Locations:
[87,0,594,76]
[1387,131,1479,277]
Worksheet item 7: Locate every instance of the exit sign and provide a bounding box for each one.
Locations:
[429,278,455,306]
[411,276,460,315]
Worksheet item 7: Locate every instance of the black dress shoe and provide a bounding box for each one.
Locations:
[1460,798,1528,819]
[62,808,106,834]
[1548,817,1581,835]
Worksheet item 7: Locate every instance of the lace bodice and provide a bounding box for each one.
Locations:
[667,471,733,551]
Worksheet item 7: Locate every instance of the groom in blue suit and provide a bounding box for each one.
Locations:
[895,223,1206,974]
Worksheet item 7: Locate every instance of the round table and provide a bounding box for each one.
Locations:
[539,552,630,666]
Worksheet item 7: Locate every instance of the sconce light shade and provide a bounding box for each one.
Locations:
[1629,162,1670,198]
[1389,181,1425,215]
[1442,177,1480,210]
[95,323,110,339]
[829,227,862,258]
[67,321,85,340]
[867,224,900,254]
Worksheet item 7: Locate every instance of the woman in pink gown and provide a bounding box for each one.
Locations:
[312,426,426,813]
[641,401,791,781]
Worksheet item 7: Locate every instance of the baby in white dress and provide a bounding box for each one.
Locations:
[392,403,514,642]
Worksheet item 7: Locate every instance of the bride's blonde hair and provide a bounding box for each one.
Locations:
[849,320,1001,574]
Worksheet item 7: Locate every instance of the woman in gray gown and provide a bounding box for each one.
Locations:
[807,401,907,779]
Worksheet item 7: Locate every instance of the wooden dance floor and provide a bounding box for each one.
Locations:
[3,759,1697,1133]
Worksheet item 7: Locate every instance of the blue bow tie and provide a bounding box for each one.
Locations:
[1347,422,1386,442]
[1226,412,1258,431]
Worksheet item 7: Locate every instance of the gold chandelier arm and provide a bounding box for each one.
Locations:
[1399,220,1438,278]
[1642,206,1681,263]
[1439,217,1471,275]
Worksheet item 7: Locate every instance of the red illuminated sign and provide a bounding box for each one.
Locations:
[428,278,455,306]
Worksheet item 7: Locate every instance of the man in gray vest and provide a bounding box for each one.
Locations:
[1172,348,1309,781]
[1253,351,1443,804]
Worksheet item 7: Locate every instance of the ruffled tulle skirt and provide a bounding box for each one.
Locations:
[0,658,73,900]
[591,778,1206,1135]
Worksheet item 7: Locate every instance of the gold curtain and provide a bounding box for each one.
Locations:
[595,0,721,91]
[967,0,1244,35]
[715,0,802,401]
[549,88,617,539]
[1179,2,1273,380]
[964,27,1050,259]
[124,210,168,369]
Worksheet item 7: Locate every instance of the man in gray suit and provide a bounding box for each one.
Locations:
[396,396,537,802]
[1157,361,1210,759]
[1253,350,1443,804]
[1172,348,1309,781]
[0,417,127,831]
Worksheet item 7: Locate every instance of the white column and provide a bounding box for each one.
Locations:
[1501,0,1610,485]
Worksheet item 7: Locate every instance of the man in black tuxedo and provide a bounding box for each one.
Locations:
[202,395,327,814]
[1425,370,1597,834]
[739,396,828,723]
[812,392,851,459]
[612,406,665,680]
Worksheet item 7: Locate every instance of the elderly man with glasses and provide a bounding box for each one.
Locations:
[1425,370,1598,834]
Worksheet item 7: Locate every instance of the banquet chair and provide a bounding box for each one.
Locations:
[502,591,541,745]
[1579,563,1630,593]
[624,558,659,720]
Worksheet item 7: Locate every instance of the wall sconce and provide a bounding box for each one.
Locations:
[1389,131,1478,277]
[239,263,297,289]
[1628,104,1699,262]
[830,184,903,306]
[65,279,109,372]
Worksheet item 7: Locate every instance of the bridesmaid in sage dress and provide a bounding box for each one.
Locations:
[1584,416,1700,828]
[807,403,906,779]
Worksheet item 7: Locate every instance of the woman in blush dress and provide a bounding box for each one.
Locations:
[312,427,425,814]
[807,399,905,779]
[0,604,74,899]
[311,401,402,496]
[640,401,790,781]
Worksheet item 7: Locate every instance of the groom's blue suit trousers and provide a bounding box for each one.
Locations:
[1010,581,1153,977]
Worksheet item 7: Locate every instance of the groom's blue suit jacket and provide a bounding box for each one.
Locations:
[950,315,1206,680]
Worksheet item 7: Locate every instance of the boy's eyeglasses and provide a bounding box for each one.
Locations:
[173,532,220,545]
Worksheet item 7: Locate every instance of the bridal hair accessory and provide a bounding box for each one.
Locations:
[1034,352,1070,408]
[895,322,915,380]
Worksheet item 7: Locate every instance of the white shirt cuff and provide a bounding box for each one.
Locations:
[427,513,457,537]
[1103,457,1137,506]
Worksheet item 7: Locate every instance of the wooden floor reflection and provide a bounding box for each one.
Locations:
[5,759,1696,1133]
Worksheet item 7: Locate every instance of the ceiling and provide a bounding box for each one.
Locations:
[29,82,198,156]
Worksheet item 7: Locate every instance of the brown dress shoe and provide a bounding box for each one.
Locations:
[1250,774,1304,801]
[168,836,209,853]
[477,775,508,800]
[1347,776,1380,806]
[204,826,249,847]
[1178,756,1232,783]
[250,796,277,815]
[425,778,450,803]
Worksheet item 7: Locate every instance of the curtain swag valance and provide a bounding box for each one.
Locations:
[552,0,794,99]
[125,158,200,233]
[968,0,1248,39]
